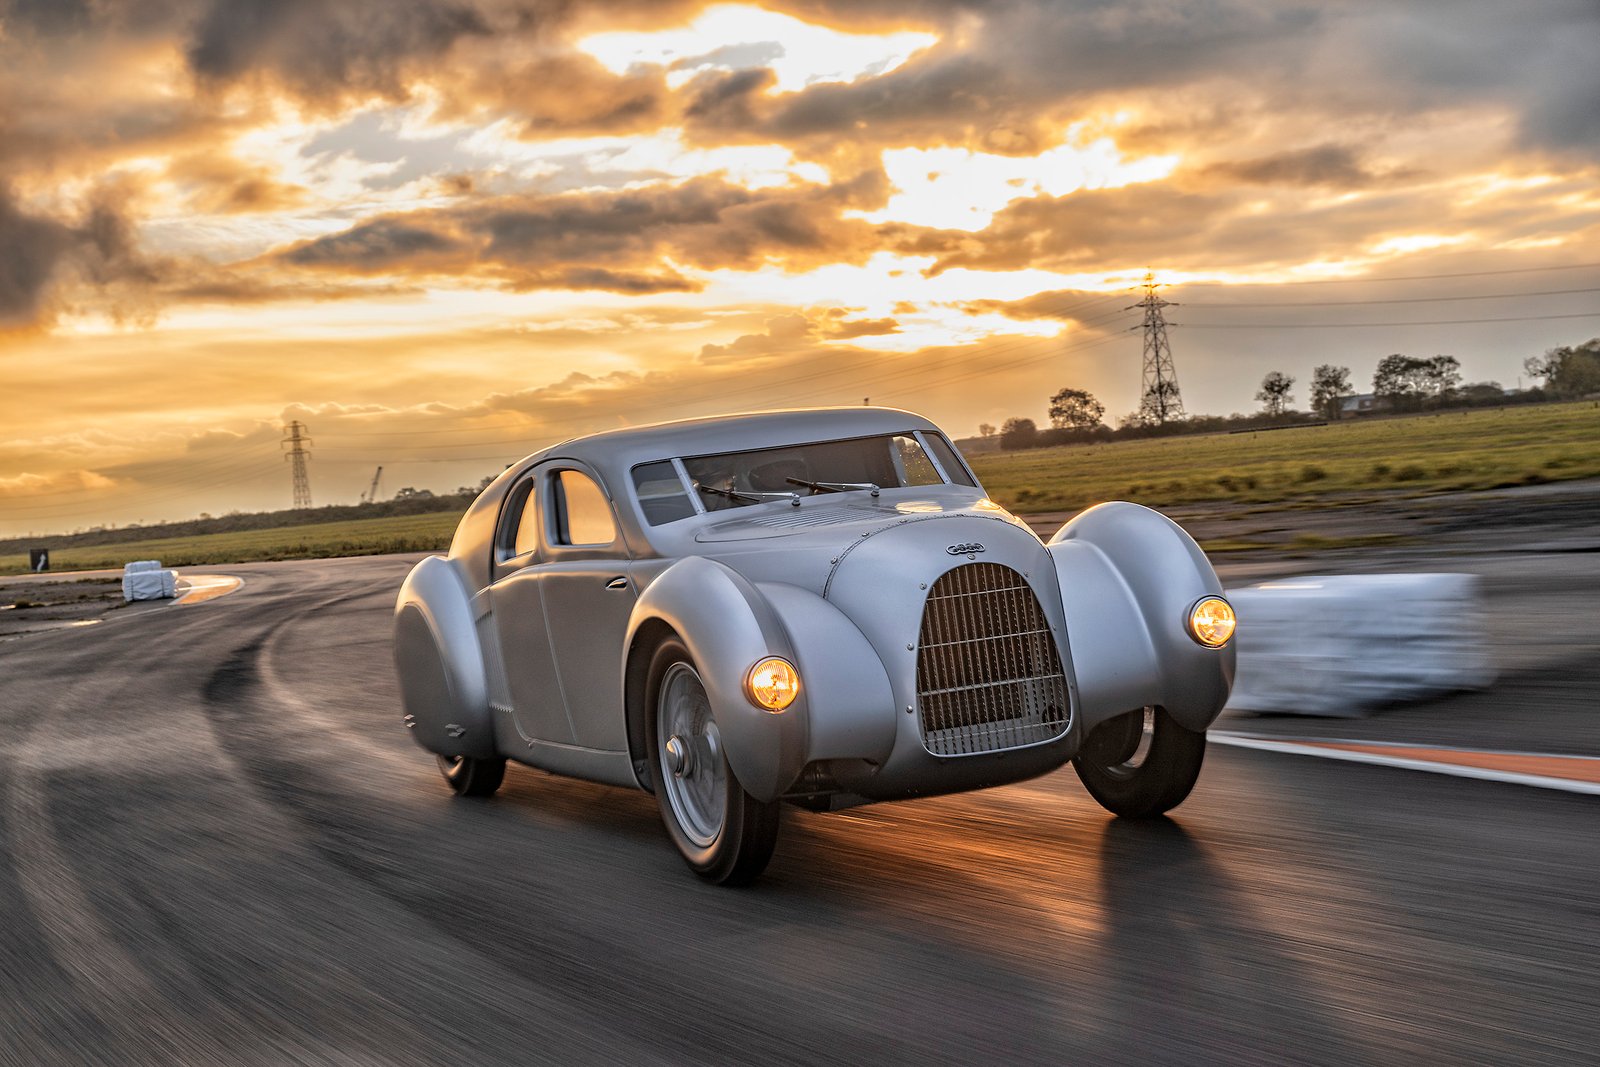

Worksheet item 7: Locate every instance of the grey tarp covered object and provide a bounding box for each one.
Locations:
[1224,573,1495,716]
[123,561,179,601]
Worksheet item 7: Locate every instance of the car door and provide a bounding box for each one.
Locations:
[490,467,576,746]
[536,464,637,752]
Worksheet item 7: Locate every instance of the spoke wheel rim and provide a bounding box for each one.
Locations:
[658,662,727,848]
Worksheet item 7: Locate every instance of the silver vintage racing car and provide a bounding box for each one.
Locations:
[394,407,1236,884]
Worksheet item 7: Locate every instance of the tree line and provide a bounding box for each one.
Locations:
[0,477,498,553]
[987,337,1599,451]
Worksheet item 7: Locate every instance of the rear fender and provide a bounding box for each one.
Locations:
[1048,502,1235,733]
[393,555,496,758]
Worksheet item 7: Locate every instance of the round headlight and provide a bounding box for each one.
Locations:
[745,657,800,712]
[1187,596,1236,648]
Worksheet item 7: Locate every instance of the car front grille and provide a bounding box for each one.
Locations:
[915,562,1071,756]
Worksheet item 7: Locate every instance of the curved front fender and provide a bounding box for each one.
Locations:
[624,557,809,802]
[1048,502,1235,733]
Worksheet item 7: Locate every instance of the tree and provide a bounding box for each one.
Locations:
[1047,387,1106,431]
[1524,352,1554,386]
[1528,339,1600,396]
[1255,371,1295,417]
[1373,354,1432,410]
[1310,364,1352,419]
[999,417,1039,450]
[1424,355,1461,399]
[1141,379,1183,424]
[977,422,996,439]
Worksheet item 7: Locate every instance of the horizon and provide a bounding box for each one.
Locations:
[3,0,1599,535]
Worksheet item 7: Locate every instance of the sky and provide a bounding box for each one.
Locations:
[1,0,1597,535]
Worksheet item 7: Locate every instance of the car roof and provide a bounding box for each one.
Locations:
[536,406,944,475]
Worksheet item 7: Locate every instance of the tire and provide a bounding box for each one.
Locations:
[1073,706,1205,818]
[646,638,781,886]
[437,754,506,798]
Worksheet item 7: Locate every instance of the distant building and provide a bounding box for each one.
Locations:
[1339,393,1391,416]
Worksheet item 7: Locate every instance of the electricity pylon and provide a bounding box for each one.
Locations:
[1128,272,1186,424]
[282,421,313,508]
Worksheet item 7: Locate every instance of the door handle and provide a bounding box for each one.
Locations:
[605,576,629,590]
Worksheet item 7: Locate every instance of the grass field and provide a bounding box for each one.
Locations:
[0,513,460,576]
[970,401,1600,514]
[4,402,1595,575]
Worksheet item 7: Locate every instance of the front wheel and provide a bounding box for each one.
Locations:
[647,639,780,886]
[1073,707,1205,818]
[436,754,505,797]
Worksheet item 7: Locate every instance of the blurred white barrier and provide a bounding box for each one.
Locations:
[1223,574,1496,717]
[123,560,179,601]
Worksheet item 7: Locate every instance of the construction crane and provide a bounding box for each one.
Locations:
[362,465,384,504]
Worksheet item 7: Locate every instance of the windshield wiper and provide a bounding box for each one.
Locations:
[696,483,801,507]
[786,477,881,497]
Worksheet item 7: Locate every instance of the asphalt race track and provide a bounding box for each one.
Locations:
[2,550,1597,1066]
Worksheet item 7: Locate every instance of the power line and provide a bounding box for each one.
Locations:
[310,292,1135,449]
[1219,259,1600,287]
[1,444,281,500]
[309,321,1140,467]
[1,462,285,517]
[311,307,1137,454]
[316,418,536,438]
[1182,285,1600,309]
[1182,311,1600,329]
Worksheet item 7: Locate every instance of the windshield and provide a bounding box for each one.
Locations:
[681,433,954,514]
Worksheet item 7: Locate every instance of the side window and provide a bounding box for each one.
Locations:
[512,482,542,557]
[496,478,539,563]
[925,433,977,487]
[553,469,617,546]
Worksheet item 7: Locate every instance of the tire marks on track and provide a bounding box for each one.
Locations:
[195,579,675,1067]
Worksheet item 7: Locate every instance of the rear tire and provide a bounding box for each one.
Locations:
[646,638,780,886]
[437,754,505,798]
[1073,706,1205,818]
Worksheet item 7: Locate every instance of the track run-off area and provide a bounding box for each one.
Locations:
[1,544,1596,1066]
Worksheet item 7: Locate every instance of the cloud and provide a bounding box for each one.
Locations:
[698,308,902,363]
[185,0,495,102]
[450,52,677,137]
[0,184,170,329]
[275,171,896,291]
[0,188,76,329]
[166,152,308,213]
[1197,144,1382,189]
[0,468,117,501]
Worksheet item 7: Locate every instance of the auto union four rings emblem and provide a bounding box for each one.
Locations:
[946,542,985,556]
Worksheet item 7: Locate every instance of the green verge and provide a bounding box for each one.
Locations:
[971,400,1600,515]
[4,401,1595,575]
[0,513,461,576]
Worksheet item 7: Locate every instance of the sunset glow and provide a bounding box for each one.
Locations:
[2,0,1598,533]
[579,5,938,92]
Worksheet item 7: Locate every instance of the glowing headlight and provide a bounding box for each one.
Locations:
[745,657,800,712]
[1187,596,1236,648]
